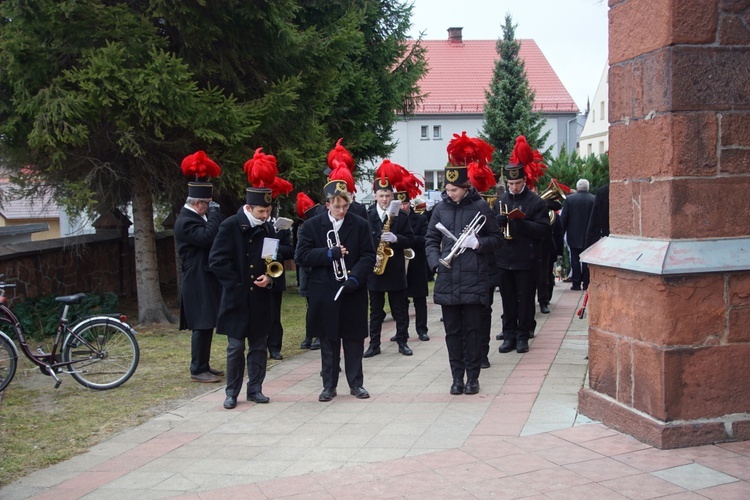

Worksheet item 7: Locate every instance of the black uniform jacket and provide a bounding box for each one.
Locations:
[208,207,275,340]
[367,205,415,292]
[174,207,225,330]
[295,211,376,341]
[561,190,596,249]
[405,208,429,298]
[272,225,294,293]
[425,188,503,306]
[494,187,549,271]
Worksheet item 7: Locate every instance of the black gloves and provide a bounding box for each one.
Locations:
[330,246,343,260]
[496,213,508,227]
[342,278,358,294]
[208,201,221,213]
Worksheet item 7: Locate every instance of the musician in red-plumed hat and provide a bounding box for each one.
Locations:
[494,136,550,355]
[174,151,226,385]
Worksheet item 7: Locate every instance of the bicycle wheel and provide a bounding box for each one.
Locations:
[0,331,18,392]
[63,318,139,390]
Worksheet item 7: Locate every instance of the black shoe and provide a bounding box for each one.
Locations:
[516,339,529,354]
[310,338,321,350]
[398,343,413,356]
[495,332,504,341]
[480,357,491,369]
[191,372,222,383]
[418,333,430,341]
[350,386,370,399]
[498,340,516,353]
[583,283,589,290]
[223,395,237,409]
[269,351,283,360]
[363,345,381,358]
[571,284,582,291]
[300,339,312,349]
[390,335,398,342]
[540,303,550,314]
[319,388,337,402]
[207,367,225,377]
[464,379,479,394]
[450,380,464,395]
[247,392,270,404]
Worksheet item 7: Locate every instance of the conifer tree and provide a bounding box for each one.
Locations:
[481,14,549,173]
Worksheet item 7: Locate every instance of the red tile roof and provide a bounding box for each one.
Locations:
[411,38,578,115]
[0,182,59,220]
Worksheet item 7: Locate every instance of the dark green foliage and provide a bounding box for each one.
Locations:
[481,14,550,172]
[540,146,609,193]
[13,293,119,340]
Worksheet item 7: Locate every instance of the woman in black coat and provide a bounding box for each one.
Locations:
[425,173,503,396]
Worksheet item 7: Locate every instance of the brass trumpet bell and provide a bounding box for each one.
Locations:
[265,258,284,278]
[540,179,567,225]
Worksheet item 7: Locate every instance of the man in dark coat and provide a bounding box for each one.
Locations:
[399,193,430,342]
[495,163,550,354]
[364,178,415,358]
[209,187,277,410]
[561,179,596,291]
[174,181,226,383]
[536,199,563,314]
[295,180,376,402]
[266,219,294,360]
[585,182,610,248]
[425,163,503,396]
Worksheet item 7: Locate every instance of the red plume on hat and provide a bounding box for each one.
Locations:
[374,159,406,187]
[468,161,496,193]
[181,151,221,180]
[395,170,425,200]
[244,147,278,187]
[447,131,494,167]
[296,192,316,218]
[509,135,547,188]
[244,147,293,197]
[328,159,356,193]
[327,138,355,172]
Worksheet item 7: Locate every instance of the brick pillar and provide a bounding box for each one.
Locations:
[579,0,750,449]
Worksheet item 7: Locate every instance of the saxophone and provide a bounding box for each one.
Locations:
[373,214,395,275]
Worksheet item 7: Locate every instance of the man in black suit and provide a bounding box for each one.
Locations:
[295,180,376,402]
[398,192,430,342]
[174,181,226,383]
[364,178,415,358]
[209,187,277,409]
[266,215,295,360]
[561,179,596,291]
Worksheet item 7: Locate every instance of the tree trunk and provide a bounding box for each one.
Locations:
[130,170,176,324]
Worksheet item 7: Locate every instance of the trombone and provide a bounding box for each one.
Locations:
[326,229,349,281]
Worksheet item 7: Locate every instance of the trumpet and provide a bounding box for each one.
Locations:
[327,229,349,281]
[439,212,486,268]
[265,257,285,278]
[500,204,512,240]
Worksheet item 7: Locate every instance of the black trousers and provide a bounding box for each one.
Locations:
[320,337,364,389]
[570,247,589,287]
[441,303,484,383]
[267,291,284,353]
[480,288,495,359]
[368,289,409,346]
[190,329,214,375]
[410,295,429,335]
[537,248,555,305]
[225,335,267,397]
[499,267,538,342]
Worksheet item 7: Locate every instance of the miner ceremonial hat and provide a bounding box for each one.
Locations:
[373,177,394,192]
[503,163,525,181]
[246,187,273,206]
[395,191,409,203]
[444,165,469,186]
[323,180,350,200]
[187,182,213,199]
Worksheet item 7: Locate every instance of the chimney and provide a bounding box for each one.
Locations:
[447,27,463,44]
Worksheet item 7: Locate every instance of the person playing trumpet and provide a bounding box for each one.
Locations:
[425,132,503,396]
[295,179,376,402]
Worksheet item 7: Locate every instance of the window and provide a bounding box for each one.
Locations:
[424,169,446,191]
[587,143,593,155]
[600,101,605,120]
[592,110,596,122]
[599,141,605,154]
[433,125,442,139]
[420,126,428,139]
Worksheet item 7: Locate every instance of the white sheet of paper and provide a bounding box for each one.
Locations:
[261,238,279,260]
[274,217,293,231]
[387,200,401,217]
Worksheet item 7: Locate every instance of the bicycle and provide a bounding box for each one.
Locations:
[0,275,140,392]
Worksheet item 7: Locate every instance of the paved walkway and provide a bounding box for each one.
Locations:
[3,286,750,499]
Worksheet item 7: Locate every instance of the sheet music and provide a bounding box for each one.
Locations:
[261,238,279,260]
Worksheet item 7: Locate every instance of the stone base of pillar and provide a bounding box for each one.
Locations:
[580,388,750,449]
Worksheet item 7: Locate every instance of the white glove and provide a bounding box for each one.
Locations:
[380,231,397,243]
[460,231,480,250]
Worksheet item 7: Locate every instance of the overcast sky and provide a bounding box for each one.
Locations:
[407,0,609,112]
